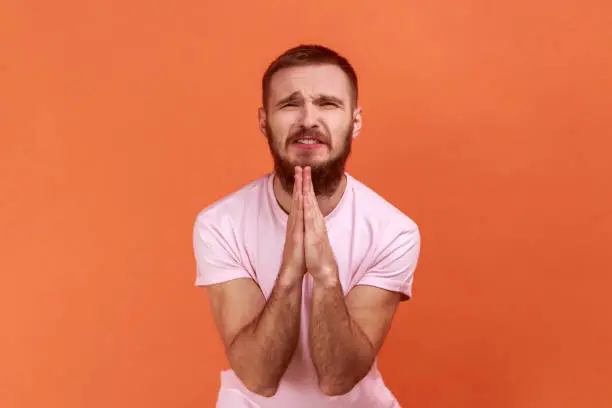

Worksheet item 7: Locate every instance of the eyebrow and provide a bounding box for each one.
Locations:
[274,92,345,108]
[317,95,345,107]
[275,92,302,107]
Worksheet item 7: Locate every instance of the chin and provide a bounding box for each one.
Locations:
[295,160,328,169]
[292,154,330,166]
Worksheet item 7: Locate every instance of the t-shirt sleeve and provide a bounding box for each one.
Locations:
[192,214,253,287]
[355,223,421,300]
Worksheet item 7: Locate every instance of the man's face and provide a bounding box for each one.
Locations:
[260,64,361,196]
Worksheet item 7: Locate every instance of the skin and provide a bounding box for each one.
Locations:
[206,168,306,397]
[302,166,401,395]
[205,64,402,397]
[259,63,360,206]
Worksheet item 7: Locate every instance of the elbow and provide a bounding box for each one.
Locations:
[241,378,279,398]
[318,362,372,396]
[318,379,357,396]
[246,384,279,398]
[228,352,280,397]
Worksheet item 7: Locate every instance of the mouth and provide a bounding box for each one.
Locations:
[292,135,325,144]
[290,135,327,149]
[291,137,326,150]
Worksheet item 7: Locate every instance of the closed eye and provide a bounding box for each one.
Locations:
[319,101,340,109]
[280,101,301,109]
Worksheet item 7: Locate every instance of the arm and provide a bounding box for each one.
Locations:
[300,167,421,395]
[198,166,308,397]
[309,281,400,395]
[206,272,303,397]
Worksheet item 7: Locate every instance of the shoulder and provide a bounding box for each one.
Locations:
[347,173,420,236]
[345,174,421,300]
[192,175,271,286]
[193,173,271,232]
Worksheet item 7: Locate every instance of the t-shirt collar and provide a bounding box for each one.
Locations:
[267,171,352,226]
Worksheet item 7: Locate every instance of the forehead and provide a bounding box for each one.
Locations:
[268,64,352,102]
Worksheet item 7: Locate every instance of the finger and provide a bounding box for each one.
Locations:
[303,167,315,211]
[293,166,302,203]
[303,166,313,199]
[295,167,304,232]
[292,167,304,228]
[287,167,299,228]
[303,167,323,226]
[302,168,314,228]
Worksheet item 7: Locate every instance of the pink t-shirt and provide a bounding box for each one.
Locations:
[192,171,421,407]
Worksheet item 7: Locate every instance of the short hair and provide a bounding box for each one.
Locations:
[261,44,358,110]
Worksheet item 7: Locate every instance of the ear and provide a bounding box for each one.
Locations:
[258,107,267,137]
[351,106,363,140]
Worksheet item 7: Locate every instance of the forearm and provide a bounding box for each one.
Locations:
[228,274,303,396]
[309,278,376,395]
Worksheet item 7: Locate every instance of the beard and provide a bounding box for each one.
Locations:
[265,123,353,197]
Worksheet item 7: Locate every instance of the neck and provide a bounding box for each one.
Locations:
[273,173,347,217]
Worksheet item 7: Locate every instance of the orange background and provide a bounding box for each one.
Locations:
[2,1,611,407]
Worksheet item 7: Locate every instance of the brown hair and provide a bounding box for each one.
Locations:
[261,44,358,110]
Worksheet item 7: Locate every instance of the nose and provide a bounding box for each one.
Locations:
[299,102,319,129]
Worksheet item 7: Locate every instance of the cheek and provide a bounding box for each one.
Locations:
[324,114,352,143]
[268,113,298,140]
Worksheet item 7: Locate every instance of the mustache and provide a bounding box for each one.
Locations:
[288,128,329,144]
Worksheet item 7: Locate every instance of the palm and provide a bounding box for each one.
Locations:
[302,167,338,280]
[280,167,306,277]
[304,225,326,271]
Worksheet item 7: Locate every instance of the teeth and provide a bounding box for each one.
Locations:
[296,139,319,144]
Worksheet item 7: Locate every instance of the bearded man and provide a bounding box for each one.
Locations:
[192,44,421,408]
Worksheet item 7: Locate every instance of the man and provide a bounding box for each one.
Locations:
[192,44,421,407]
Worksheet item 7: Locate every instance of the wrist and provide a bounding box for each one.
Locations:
[311,267,340,288]
[277,269,305,290]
